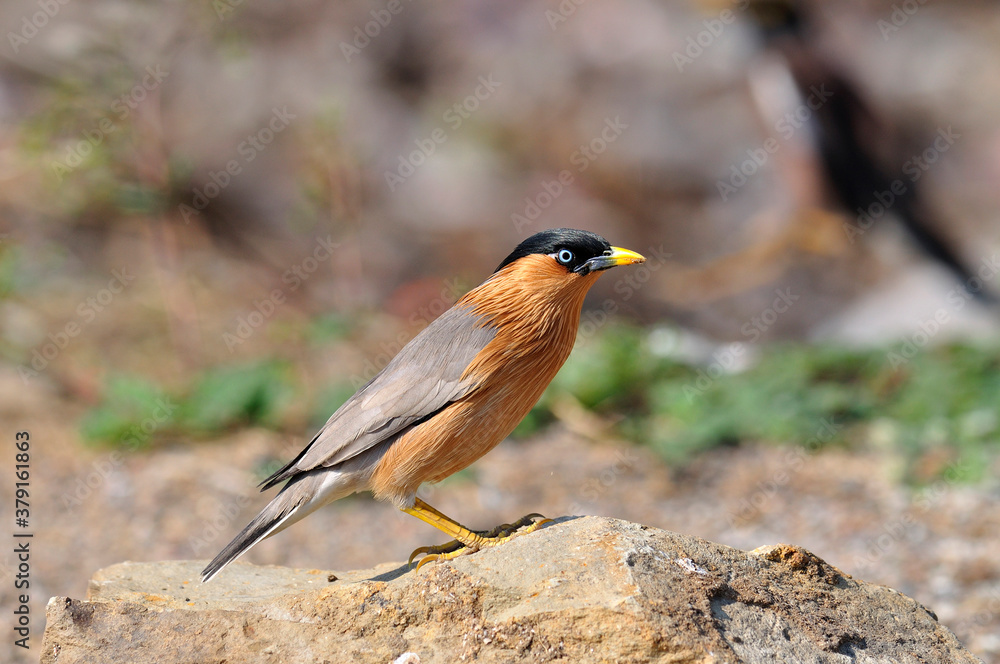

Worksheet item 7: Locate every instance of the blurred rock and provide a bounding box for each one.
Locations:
[4,0,1000,340]
[42,516,978,663]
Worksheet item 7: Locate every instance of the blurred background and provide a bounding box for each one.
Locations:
[2,0,1000,659]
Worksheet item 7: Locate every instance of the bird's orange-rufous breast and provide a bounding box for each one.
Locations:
[370,254,601,503]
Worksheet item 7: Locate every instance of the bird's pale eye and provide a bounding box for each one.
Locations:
[556,249,574,264]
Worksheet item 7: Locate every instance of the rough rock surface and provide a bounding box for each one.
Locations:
[41,517,979,664]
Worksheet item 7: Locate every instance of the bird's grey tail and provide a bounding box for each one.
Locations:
[200,496,301,583]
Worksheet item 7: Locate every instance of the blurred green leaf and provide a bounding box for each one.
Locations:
[115,183,166,215]
[308,313,353,344]
[74,320,1000,487]
[179,360,294,433]
[523,324,1000,478]
[80,375,172,447]
[0,245,22,297]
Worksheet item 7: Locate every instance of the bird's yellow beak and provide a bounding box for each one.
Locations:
[577,246,646,274]
[607,246,646,266]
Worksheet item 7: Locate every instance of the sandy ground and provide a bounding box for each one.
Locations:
[3,365,998,664]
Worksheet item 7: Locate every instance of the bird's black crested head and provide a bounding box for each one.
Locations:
[494,228,613,275]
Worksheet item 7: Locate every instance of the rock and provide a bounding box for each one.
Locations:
[41,516,978,663]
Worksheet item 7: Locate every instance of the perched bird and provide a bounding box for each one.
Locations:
[201,228,645,581]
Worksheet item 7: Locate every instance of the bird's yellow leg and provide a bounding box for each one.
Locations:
[403,498,552,570]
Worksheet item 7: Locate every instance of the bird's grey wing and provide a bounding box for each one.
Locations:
[260,303,495,489]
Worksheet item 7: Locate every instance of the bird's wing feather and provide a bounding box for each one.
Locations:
[260,303,495,489]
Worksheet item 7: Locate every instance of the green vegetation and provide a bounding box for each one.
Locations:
[80,323,999,482]
[178,360,294,433]
[80,375,173,447]
[520,323,998,476]
[81,360,294,446]
[0,244,21,298]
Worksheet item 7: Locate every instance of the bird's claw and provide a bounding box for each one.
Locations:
[413,544,472,571]
[407,539,467,567]
[407,513,553,571]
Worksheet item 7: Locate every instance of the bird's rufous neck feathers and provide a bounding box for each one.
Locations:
[458,253,601,336]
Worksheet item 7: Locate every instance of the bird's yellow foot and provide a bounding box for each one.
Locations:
[407,517,532,567]
[405,509,553,571]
